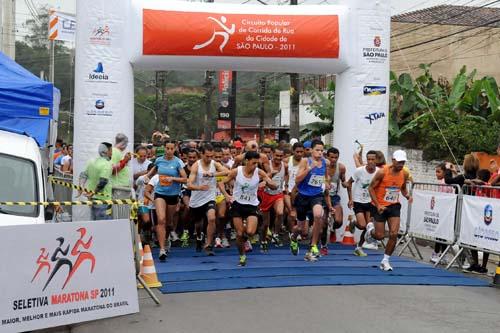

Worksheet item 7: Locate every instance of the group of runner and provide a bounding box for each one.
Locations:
[137,138,412,271]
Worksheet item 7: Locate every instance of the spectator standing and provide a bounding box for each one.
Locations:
[111,133,132,188]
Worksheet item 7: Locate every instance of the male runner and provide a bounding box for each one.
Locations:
[320,147,348,255]
[179,149,199,246]
[221,151,277,266]
[213,147,231,248]
[259,147,288,252]
[284,142,304,234]
[347,150,379,256]
[290,140,332,261]
[365,150,412,271]
[231,140,272,174]
[187,144,229,256]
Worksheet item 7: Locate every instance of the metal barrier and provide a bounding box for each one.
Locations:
[397,182,461,266]
[112,186,132,220]
[51,169,74,218]
[447,184,500,269]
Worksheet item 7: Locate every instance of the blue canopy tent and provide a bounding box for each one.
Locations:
[0,51,60,147]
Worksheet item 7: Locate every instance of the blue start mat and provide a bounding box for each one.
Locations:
[153,244,489,294]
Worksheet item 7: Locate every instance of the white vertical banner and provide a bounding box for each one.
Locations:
[334,0,390,174]
[409,189,457,243]
[460,195,500,253]
[0,220,138,333]
[399,195,409,233]
[73,0,134,220]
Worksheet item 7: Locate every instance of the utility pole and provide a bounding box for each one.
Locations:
[1,0,16,59]
[229,71,237,140]
[289,0,300,139]
[204,71,215,141]
[259,77,266,143]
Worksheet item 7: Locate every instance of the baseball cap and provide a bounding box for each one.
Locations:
[304,140,312,149]
[290,138,299,146]
[233,141,243,149]
[393,150,407,162]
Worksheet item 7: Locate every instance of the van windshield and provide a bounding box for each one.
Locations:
[0,154,39,217]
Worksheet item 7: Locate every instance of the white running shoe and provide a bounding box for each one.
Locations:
[380,260,393,271]
[365,222,376,244]
[221,237,230,248]
[362,242,378,250]
[215,237,223,248]
[170,231,180,242]
[430,252,440,264]
[244,240,253,253]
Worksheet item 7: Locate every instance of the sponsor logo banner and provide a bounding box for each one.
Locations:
[460,195,500,252]
[218,70,232,109]
[409,189,457,243]
[0,220,138,332]
[143,10,339,58]
[363,85,386,96]
[49,11,76,42]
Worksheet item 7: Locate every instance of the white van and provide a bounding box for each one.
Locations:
[0,130,48,225]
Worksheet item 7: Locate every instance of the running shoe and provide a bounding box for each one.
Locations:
[260,242,269,254]
[272,233,284,247]
[362,242,378,250]
[311,245,320,259]
[244,240,253,253]
[304,251,318,262]
[170,231,180,242]
[430,252,440,264]
[267,228,273,242]
[196,236,203,253]
[180,230,190,248]
[379,260,393,271]
[204,245,215,256]
[166,239,171,253]
[251,234,260,244]
[215,237,223,248]
[354,247,368,257]
[365,222,376,244]
[320,245,328,256]
[230,230,237,241]
[238,255,247,267]
[221,237,230,248]
[290,238,299,256]
[159,249,167,262]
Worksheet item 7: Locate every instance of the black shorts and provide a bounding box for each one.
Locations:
[353,202,372,215]
[190,201,216,222]
[294,193,324,222]
[230,201,258,219]
[371,203,401,222]
[181,188,192,198]
[154,193,179,205]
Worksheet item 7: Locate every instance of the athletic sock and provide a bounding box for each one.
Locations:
[383,254,390,262]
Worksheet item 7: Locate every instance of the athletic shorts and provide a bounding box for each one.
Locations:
[181,188,192,198]
[259,191,284,212]
[295,193,324,222]
[215,194,225,205]
[154,193,179,205]
[371,203,401,222]
[138,206,150,215]
[230,201,258,219]
[329,195,341,207]
[190,201,216,222]
[353,202,372,215]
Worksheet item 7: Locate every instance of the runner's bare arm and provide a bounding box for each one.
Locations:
[186,162,205,191]
[369,169,385,210]
[340,164,348,188]
[231,154,244,169]
[324,159,331,191]
[144,184,154,205]
[402,174,412,202]
[324,189,334,214]
[144,165,158,183]
[214,162,229,177]
[353,152,363,168]
[284,164,289,193]
[220,169,238,200]
[174,167,188,184]
[260,154,272,175]
[346,177,354,207]
[295,159,310,184]
[259,169,277,190]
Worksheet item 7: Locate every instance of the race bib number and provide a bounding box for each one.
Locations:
[384,187,400,203]
[361,190,370,201]
[308,174,324,187]
[159,175,173,187]
[330,182,338,194]
[238,193,255,203]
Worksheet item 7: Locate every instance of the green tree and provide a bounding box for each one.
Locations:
[301,81,335,140]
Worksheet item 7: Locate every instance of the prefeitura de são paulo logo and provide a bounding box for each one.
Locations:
[374,36,381,47]
[430,196,436,210]
[31,228,96,291]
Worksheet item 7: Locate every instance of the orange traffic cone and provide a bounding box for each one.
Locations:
[341,216,357,246]
[138,241,144,273]
[329,231,337,243]
[138,244,162,288]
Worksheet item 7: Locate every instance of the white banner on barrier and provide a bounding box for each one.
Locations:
[409,189,457,243]
[0,220,138,333]
[399,195,409,233]
[460,195,500,253]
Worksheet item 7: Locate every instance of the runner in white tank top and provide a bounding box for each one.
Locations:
[187,144,229,256]
[221,151,277,267]
[259,147,288,252]
[284,142,304,238]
